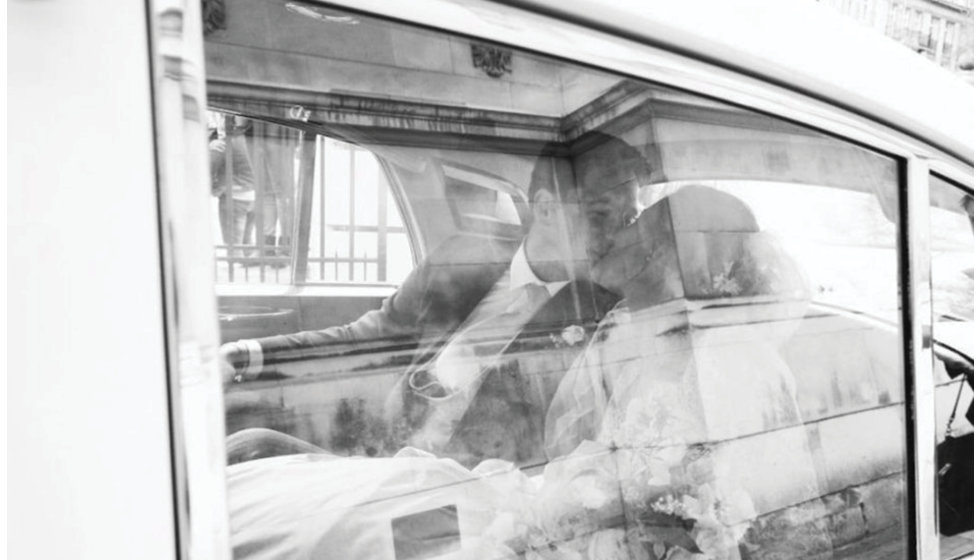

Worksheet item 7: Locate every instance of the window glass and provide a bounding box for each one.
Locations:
[918,12,931,50]
[931,176,973,323]
[654,179,900,319]
[209,111,412,286]
[930,174,974,558]
[206,3,912,558]
[941,22,956,67]
[928,16,941,51]
[903,7,914,43]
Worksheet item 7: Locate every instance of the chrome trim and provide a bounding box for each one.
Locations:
[143,4,189,557]
[148,0,231,558]
[507,0,972,163]
[314,0,967,168]
[927,158,975,192]
[902,157,939,560]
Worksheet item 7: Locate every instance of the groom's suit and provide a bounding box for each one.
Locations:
[247,233,619,466]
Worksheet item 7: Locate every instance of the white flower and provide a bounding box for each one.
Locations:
[485,512,518,543]
[680,494,702,517]
[712,271,740,295]
[561,325,586,346]
[713,482,756,526]
[645,461,672,487]
[586,529,631,559]
[571,474,611,509]
[694,518,741,559]
[650,494,686,516]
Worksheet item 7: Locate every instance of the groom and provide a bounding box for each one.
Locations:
[221,133,654,465]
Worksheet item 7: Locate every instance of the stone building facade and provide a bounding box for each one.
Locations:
[818,0,974,73]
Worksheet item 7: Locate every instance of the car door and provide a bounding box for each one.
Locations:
[148,1,973,559]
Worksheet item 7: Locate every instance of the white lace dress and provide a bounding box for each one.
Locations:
[542,299,822,559]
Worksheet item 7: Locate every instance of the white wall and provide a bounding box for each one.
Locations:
[8,1,179,558]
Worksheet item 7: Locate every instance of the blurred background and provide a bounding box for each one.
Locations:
[816,0,974,82]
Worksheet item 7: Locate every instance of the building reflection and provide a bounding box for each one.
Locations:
[818,0,974,80]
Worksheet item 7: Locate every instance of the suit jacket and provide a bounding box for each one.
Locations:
[254,234,521,356]
[254,233,620,466]
[431,278,620,467]
[383,262,619,467]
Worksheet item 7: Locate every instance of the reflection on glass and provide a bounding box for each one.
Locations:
[930,175,974,559]
[203,3,912,559]
[209,112,412,286]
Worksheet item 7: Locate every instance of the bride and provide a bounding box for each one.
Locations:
[543,184,826,559]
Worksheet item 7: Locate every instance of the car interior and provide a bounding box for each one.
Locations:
[203,1,973,558]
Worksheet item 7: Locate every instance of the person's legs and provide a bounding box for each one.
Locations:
[260,189,281,260]
[232,198,254,258]
[218,193,236,258]
[277,188,293,254]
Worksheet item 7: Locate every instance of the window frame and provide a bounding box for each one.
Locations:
[150,1,974,559]
[903,157,941,559]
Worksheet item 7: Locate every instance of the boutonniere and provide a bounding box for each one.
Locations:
[550,324,586,348]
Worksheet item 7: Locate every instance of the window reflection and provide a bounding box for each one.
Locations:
[203,3,919,559]
[930,174,974,559]
[209,113,413,286]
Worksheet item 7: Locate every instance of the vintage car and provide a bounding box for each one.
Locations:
[198,1,974,558]
[9,0,972,559]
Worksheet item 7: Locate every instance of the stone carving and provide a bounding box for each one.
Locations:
[471,43,513,78]
[202,0,226,36]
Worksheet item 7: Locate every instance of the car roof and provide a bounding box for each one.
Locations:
[510,0,974,165]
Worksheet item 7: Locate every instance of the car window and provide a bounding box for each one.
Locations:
[930,174,974,325]
[929,173,974,558]
[652,179,901,319]
[206,3,915,558]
